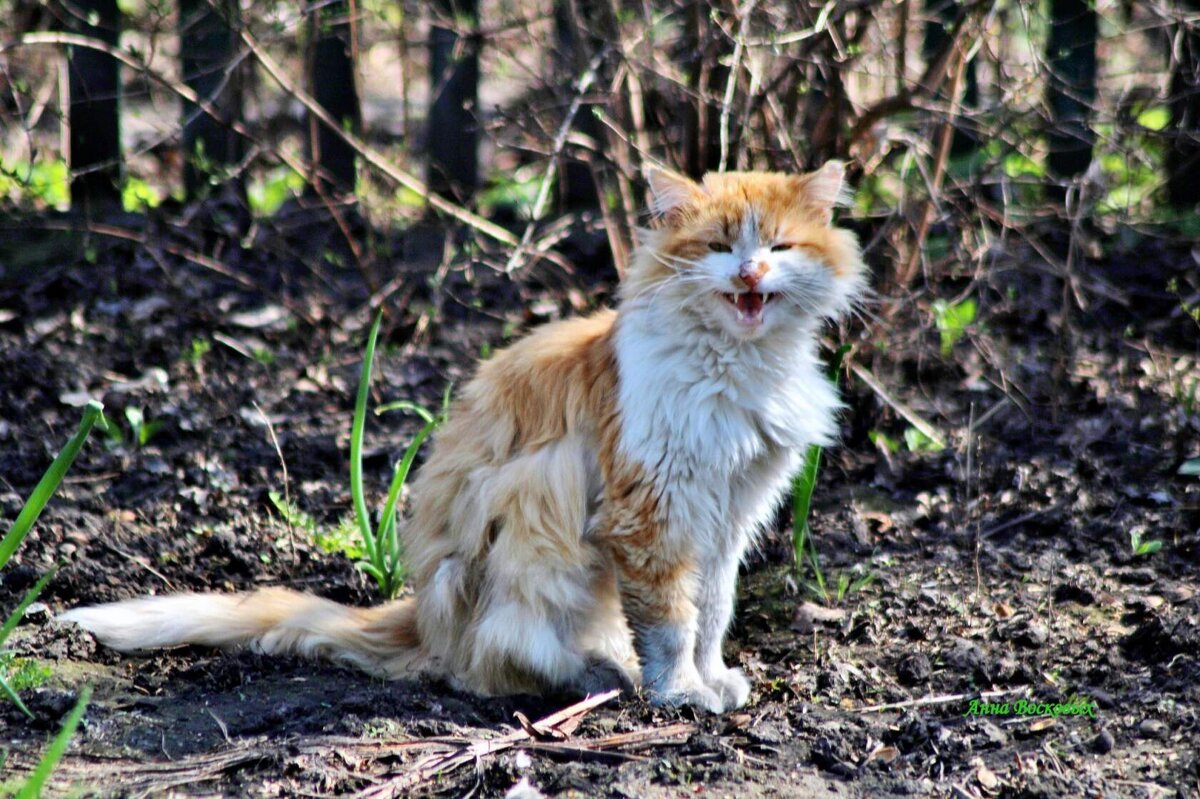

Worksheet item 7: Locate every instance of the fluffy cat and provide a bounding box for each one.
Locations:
[61,163,866,713]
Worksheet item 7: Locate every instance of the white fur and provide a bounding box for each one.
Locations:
[611,205,862,709]
[59,592,390,673]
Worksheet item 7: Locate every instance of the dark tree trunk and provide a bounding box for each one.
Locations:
[65,0,122,212]
[1168,0,1200,208]
[427,0,479,200]
[179,0,243,200]
[802,60,848,169]
[309,0,361,196]
[923,0,978,157]
[681,3,729,177]
[553,0,606,209]
[1045,0,1097,195]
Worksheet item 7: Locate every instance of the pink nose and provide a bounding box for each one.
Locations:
[738,262,769,291]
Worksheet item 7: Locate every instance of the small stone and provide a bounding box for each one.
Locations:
[980,722,1008,748]
[1137,719,1168,740]
[1093,729,1115,754]
[897,653,932,686]
[23,601,51,622]
[1014,623,1048,649]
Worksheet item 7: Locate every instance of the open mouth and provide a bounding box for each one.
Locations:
[719,292,773,325]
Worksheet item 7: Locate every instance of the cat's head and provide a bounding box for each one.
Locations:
[622,164,866,341]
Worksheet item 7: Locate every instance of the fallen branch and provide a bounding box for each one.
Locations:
[854,687,1019,714]
[2,694,621,797]
[351,690,621,798]
[848,360,947,450]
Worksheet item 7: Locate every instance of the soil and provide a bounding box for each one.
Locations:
[1,215,1198,799]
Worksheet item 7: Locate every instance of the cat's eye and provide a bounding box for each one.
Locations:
[771,243,796,252]
[708,242,732,253]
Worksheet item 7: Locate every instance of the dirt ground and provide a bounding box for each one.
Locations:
[1,216,1198,799]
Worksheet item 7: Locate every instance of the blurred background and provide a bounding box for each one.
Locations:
[0,0,1197,290]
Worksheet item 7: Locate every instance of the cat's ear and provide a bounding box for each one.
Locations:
[795,160,849,222]
[645,167,703,221]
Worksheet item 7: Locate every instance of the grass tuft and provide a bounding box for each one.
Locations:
[1,401,105,718]
[14,685,92,799]
[791,346,873,604]
[350,313,450,599]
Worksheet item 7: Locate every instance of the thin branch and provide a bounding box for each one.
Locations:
[503,48,607,274]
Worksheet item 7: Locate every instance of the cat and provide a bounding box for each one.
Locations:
[61,163,866,713]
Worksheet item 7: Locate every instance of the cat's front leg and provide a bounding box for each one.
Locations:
[613,552,723,713]
[693,535,752,710]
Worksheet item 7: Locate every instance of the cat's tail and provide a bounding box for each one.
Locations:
[58,588,423,678]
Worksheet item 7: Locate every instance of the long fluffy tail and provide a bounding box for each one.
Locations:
[59,588,422,678]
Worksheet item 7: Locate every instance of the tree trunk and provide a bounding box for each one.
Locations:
[923,0,978,157]
[427,0,479,200]
[65,0,122,212]
[681,2,729,177]
[309,0,361,197]
[1168,0,1200,208]
[553,0,606,209]
[179,0,243,200]
[1045,0,1097,195]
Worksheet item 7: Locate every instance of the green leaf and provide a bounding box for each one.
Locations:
[790,345,849,578]
[932,298,977,357]
[868,430,901,454]
[0,570,56,648]
[1136,106,1170,131]
[16,685,91,799]
[904,426,945,453]
[0,674,34,719]
[350,315,383,566]
[1136,540,1163,556]
[0,402,104,571]
[121,177,161,212]
[375,400,436,424]
[1179,458,1200,477]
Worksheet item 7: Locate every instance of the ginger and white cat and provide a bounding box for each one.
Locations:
[62,164,865,713]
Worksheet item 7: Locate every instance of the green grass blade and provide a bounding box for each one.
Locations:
[790,345,850,579]
[0,401,104,570]
[0,570,56,648]
[0,673,35,719]
[355,560,386,588]
[16,684,91,799]
[350,314,383,566]
[376,419,438,541]
[375,401,436,424]
[791,443,822,573]
[373,414,440,600]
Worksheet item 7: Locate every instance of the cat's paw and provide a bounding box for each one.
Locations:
[706,667,751,710]
[576,655,635,697]
[648,681,725,714]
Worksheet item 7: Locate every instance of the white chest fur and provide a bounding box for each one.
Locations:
[612,309,841,543]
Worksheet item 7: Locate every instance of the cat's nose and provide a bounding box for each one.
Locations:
[737,261,769,291]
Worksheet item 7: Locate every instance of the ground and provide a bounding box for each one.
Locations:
[0,217,1198,798]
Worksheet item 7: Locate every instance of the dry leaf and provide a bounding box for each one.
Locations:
[791,601,848,634]
[867,744,900,763]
